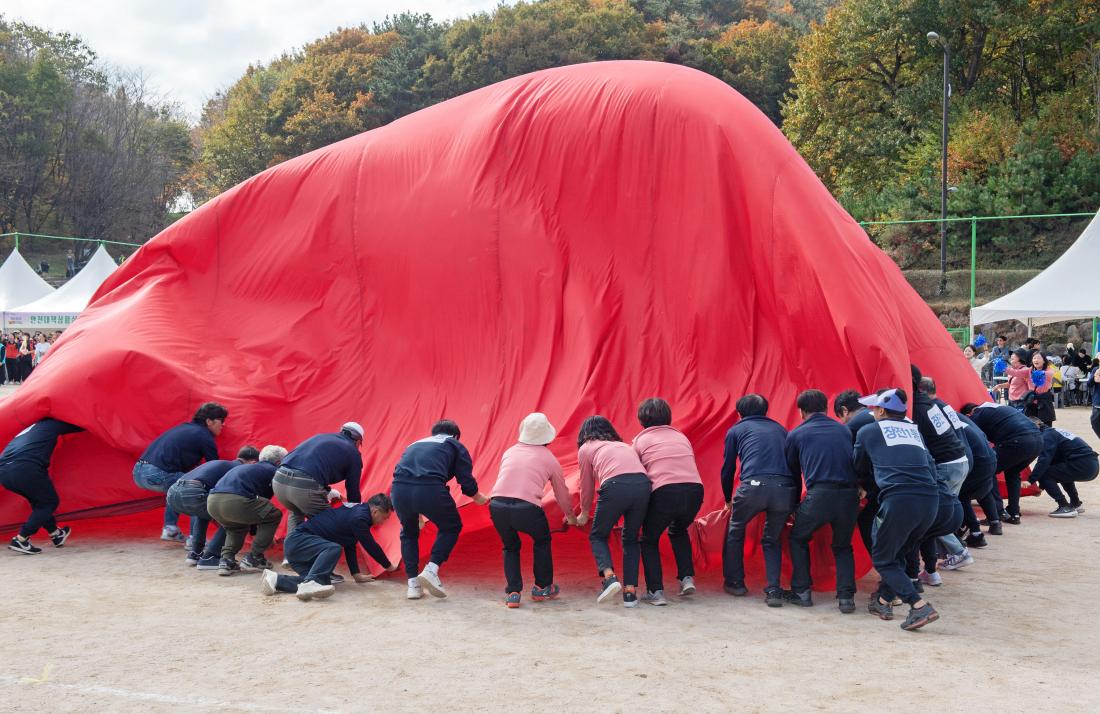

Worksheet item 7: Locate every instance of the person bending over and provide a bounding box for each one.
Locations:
[1027,420,1097,518]
[274,422,365,539]
[206,445,287,575]
[953,411,1003,543]
[960,401,1042,525]
[1,418,82,554]
[833,390,877,557]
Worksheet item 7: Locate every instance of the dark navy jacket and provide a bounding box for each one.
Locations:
[784,413,857,489]
[0,418,83,470]
[955,412,997,477]
[211,461,278,500]
[967,403,1041,444]
[721,416,791,502]
[853,418,939,499]
[392,435,478,496]
[140,422,218,473]
[282,433,363,503]
[186,459,239,490]
[912,392,967,464]
[1031,427,1098,482]
[845,408,875,440]
[298,503,392,574]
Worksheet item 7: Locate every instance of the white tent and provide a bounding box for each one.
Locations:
[4,245,118,330]
[0,247,55,312]
[971,210,1100,329]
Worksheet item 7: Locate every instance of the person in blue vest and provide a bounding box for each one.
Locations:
[260,494,399,601]
[852,388,941,631]
[206,445,287,575]
[133,402,227,542]
[1,418,83,554]
[1027,420,1098,518]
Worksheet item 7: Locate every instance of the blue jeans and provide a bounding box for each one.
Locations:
[936,460,969,555]
[276,530,343,591]
[133,461,185,528]
[166,480,225,555]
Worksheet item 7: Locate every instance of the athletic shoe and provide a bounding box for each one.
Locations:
[940,552,974,570]
[1049,504,1078,518]
[622,588,638,608]
[49,526,71,548]
[764,589,784,607]
[641,590,668,606]
[723,582,748,597]
[679,576,696,596]
[184,535,194,551]
[240,554,272,572]
[417,568,447,598]
[160,526,185,542]
[867,597,893,620]
[296,579,335,601]
[407,583,423,600]
[838,598,856,614]
[185,550,201,566]
[919,570,943,587]
[260,569,278,596]
[195,554,221,570]
[787,589,813,607]
[505,592,521,608]
[965,532,989,548]
[8,537,41,555]
[531,584,560,601]
[217,558,240,576]
[987,521,1003,535]
[597,575,622,604]
[999,509,1012,522]
[911,578,924,593]
[329,574,345,585]
[900,602,939,631]
[1005,514,1021,525]
[954,525,969,540]
[1071,501,1085,514]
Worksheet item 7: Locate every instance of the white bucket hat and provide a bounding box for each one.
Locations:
[518,413,556,445]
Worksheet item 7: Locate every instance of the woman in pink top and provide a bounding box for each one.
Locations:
[489,413,577,608]
[632,398,704,605]
[996,349,1032,407]
[577,415,651,607]
[1027,350,1057,426]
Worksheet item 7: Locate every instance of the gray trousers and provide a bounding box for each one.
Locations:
[272,469,329,537]
[206,492,283,560]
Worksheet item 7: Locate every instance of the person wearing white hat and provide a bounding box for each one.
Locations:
[488,413,577,608]
[273,422,365,538]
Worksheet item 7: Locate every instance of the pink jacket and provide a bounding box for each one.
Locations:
[578,440,647,513]
[490,443,571,512]
[631,426,702,491]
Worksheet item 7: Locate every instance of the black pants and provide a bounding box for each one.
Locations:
[1091,407,1100,441]
[640,482,704,592]
[788,485,860,598]
[589,473,650,586]
[995,434,1043,517]
[872,494,937,605]
[0,462,60,538]
[391,481,463,578]
[959,461,1000,531]
[489,497,553,593]
[857,489,879,556]
[913,498,963,575]
[276,530,343,591]
[1037,455,1099,506]
[5,357,19,382]
[723,476,797,591]
[18,354,32,381]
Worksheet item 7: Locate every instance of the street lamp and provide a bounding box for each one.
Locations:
[927,31,950,295]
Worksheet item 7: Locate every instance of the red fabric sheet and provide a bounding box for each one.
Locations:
[0,61,991,588]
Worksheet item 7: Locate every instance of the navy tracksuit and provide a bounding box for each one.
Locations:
[845,409,879,554]
[0,418,83,537]
[956,413,1001,531]
[1030,427,1099,507]
[276,503,392,591]
[968,404,1042,517]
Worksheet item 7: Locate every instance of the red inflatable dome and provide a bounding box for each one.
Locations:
[0,61,988,588]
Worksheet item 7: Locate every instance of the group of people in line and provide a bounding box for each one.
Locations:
[2,358,1097,633]
[0,331,55,384]
[965,335,1100,416]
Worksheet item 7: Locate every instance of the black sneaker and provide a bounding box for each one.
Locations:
[195,553,221,570]
[787,589,813,607]
[965,532,989,548]
[867,597,893,620]
[838,597,856,614]
[240,554,272,571]
[185,550,201,566]
[49,526,71,547]
[1005,514,1021,525]
[329,573,345,585]
[218,558,241,576]
[723,581,748,596]
[987,521,1003,536]
[954,525,969,540]
[1071,501,1085,514]
[1049,504,1078,518]
[622,589,638,608]
[8,537,41,555]
[596,575,622,604]
[900,602,939,631]
[764,589,784,607]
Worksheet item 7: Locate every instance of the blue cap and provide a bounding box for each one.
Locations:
[858,389,906,413]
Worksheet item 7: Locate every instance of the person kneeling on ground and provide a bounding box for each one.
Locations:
[206,445,287,575]
[633,398,705,606]
[169,445,260,569]
[391,420,490,600]
[852,388,941,632]
[261,493,398,601]
[273,422,365,539]
[1027,419,1098,518]
[784,389,860,613]
[1,418,83,554]
[489,413,577,608]
[133,402,227,543]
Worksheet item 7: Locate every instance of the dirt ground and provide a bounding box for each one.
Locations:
[2,393,1099,713]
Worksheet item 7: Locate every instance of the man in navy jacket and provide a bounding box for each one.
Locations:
[1028,421,1098,517]
[273,423,365,539]
[2,418,83,554]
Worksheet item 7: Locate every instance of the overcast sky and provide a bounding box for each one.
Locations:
[5,0,506,121]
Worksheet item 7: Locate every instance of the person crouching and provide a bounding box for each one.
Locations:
[206,445,287,575]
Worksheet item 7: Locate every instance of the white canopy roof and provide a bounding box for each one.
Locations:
[0,247,55,311]
[4,245,118,329]
[971,210,1100,326]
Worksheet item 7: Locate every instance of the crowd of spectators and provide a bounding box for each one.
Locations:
[1,331,59,384]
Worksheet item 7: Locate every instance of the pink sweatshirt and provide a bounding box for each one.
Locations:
[578,440,647,513]
[490,443,571,511]
[631,426,702,491]
[1004,365,1031,401]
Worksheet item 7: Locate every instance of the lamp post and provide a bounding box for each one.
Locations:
[927,31,950,296]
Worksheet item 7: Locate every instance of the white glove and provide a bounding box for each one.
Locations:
[327,489,343,501]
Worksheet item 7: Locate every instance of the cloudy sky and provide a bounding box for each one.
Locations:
[5,0,506,121]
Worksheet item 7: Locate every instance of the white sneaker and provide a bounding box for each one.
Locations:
[918,570,943,587]
[417,568,447,598]
[641,590,669,606]
[407,583,424,600]
[679,576,696,596]
[160,527,185,542]
[939,551,974,570]
[296,580,335,601]
[260,569,278,596]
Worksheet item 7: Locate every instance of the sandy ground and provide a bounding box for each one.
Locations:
[2,388,1099,712]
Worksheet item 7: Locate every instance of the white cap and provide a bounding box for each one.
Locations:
[341,422,365,440]
[518,413,556,445]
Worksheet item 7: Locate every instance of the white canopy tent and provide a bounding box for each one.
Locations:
[4,245,118,330]
[971,210,1100,336]
[0,247,55,312]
